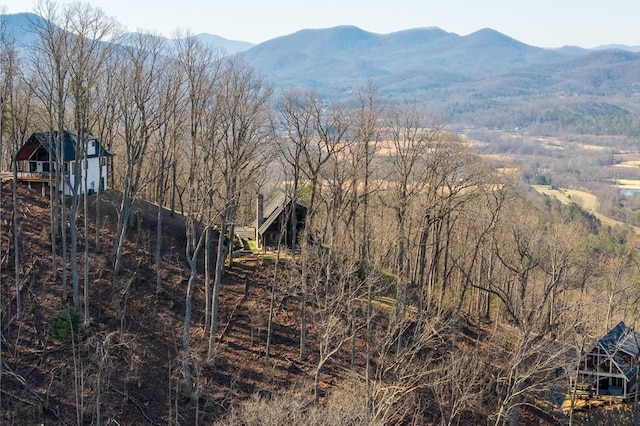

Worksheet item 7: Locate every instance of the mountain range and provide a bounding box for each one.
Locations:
[4,12,640,133]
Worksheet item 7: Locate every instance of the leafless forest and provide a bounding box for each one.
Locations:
[2,2,640,425]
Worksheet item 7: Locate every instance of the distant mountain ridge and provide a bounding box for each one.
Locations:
[119,31,254,55]
[4,12,639,132]
[236,25,640,134]
[2,12,254,54]
[238,25,639,98]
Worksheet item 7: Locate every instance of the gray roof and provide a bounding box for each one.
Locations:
[594,321,640,379]
[257,190,307,236]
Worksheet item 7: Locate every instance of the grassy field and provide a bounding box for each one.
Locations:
[531,185,634,230]
[613,160,640,169]
[614,178,640,189]
[532,185,599,211]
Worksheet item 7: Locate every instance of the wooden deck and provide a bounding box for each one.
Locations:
[564,388,640,412]
[0,172,56,183]
[16,172,55,182]
[563,394,627,412]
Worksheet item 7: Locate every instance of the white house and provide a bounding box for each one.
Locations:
[15,130,113,196]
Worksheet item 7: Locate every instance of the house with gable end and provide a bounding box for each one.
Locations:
[255,190,307,251]
[15,130,113,196]
[572,321,640,400]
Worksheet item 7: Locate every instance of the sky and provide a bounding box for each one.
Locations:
[3,0,640,48]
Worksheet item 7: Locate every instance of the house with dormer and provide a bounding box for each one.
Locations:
[15,130,113,196]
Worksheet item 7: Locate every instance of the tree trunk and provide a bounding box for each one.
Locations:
[182,262,197,402]
[155,199,164,295]
[70,188,80,310]
[83,150,90,325]
[110,195,132,320]
[12,156,21,315]
[208,214,228,362]
[265,243,281,360]
[204,226,211,336]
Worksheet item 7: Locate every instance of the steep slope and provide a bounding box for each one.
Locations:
[0,184,383,424]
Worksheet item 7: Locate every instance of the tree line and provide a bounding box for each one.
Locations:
[3,2,640,424]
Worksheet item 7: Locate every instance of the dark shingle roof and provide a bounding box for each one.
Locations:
[596,321,640,379]
[16,130,113,162]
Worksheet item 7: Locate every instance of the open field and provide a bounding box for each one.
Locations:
[531,185,639,231]
[532,185,600,212]
[613,161,640,169]
[613,179,640,189]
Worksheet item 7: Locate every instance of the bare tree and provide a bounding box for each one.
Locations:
[110,32,165,319]
[429,349,487,426]
[61,2,121,317]
[0,7,9,394]
[31,0,72,301]
[153,55,186,295]
[91,49,121,252]
[383,105,441,355]
[307,245,361,404]
[474,200,591,426]
[277,90,348,361]
[367,312,450,424]
[173,33,221,397]
[1,8,20,320]
[207,56,273,362]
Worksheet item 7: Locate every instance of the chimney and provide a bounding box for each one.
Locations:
[256,193,264,244]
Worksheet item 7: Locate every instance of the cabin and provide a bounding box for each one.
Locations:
[15,130,113,196]
[255,190,307,250]
[572,321,640,400]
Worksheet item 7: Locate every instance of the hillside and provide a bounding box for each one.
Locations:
[0,183,299,424]
[0,180,572,425]
[3,9,640,424]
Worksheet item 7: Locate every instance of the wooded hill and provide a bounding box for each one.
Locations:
[2,3,640,425]
[5,11,640,137]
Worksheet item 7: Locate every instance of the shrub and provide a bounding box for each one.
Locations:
[50,304,81,345]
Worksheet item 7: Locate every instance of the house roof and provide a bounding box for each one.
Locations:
[594,321,640,379]
[15,130,113,162]
[257,189,307,236]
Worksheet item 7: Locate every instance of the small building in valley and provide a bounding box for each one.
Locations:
[572,321,640,400]
[15,130,113,196]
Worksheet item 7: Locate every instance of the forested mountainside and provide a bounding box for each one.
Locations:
[240,26,640,135]
[5,12,640,136]
[2,3,640,425]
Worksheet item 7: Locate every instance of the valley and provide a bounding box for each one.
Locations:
[1,6,640,426]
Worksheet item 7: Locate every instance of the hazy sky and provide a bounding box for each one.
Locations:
[4,0,640,48]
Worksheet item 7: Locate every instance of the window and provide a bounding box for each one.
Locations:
[611,377,624,388]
